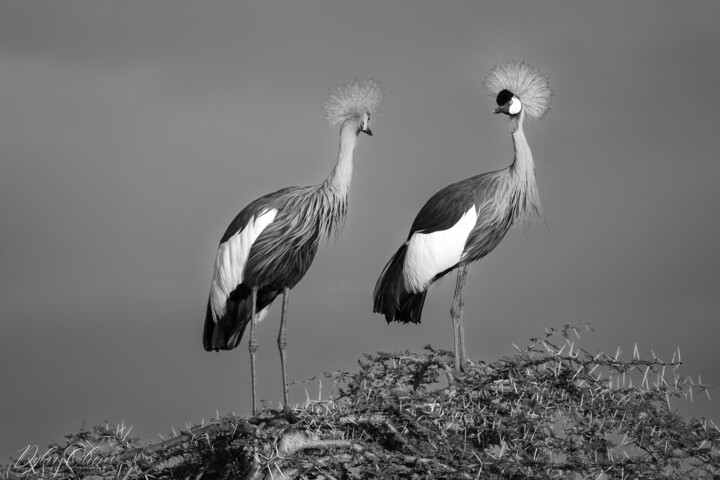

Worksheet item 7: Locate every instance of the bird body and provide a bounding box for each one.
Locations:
[204,182,342,350]
[203,78,382,414]
[374,135,538,325]
[373,61,550,371]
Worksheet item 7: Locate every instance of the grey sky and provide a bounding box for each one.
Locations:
[1,1,719,460]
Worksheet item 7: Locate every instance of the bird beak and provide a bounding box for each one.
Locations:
[494,103,509,115]
[364,127,373,136]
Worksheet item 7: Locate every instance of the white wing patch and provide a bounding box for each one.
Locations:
[403,206,477,293]
[209,209,278,321]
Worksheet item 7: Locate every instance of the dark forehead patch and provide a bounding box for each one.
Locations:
[496,89,514,105]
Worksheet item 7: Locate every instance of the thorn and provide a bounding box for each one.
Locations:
[710,420,720,434]
[122,425,133,442]
[661,365,667,386]
[641,366,650,390]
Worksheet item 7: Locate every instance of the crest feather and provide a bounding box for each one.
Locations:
[322,78,384,128]
[484,61,552,120]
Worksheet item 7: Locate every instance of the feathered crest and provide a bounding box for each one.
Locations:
[322,78,384,128]
[484,61,552,120]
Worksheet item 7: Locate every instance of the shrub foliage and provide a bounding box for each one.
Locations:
[4,325,718,479]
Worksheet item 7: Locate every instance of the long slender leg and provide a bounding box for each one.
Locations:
[457,265,469,369]
[248,287,259,416]
[449,298,461,372]
[278,287,290,412]
[450,265,469,372]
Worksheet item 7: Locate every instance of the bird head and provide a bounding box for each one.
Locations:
[322,78,383,136]
[493,89,522,116]
[484,61,551,120]
[359,112,372,136]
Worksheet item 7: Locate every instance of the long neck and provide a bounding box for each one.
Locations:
[316,121,357,240]
[508,109,541,220]
[325,122,358,196]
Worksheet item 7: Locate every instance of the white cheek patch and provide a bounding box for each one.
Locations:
[403,206,477,293]
[509,98,522,115]
[210,209,278,320]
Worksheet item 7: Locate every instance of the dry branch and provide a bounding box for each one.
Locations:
[3,325,718,479]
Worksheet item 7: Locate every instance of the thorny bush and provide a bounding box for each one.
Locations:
[4,324,718,479]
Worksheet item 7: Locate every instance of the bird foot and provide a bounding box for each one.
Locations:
[282,407,300,424]
[455,358,478,376]
[454,362,469,376]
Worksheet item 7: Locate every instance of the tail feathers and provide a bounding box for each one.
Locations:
[203,297,248,351]
[373,244,427,324]
[203,288,275,351]
[395,290,427,325]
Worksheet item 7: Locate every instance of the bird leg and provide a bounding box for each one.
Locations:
[248,287,259,416]
[450,265,469,372]
[278,287,290,413]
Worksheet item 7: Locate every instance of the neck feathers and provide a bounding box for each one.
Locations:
[326,122,358,196]
[318,120,358,239]
[508,110,541,224]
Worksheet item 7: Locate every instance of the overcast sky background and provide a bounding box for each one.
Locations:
[2,1,720,461]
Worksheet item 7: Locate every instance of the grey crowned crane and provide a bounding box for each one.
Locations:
[373,61,551,372]
[204,79,383,414]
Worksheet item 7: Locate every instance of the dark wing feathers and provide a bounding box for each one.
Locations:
[219,186,301,244]
[408,177,479,237]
